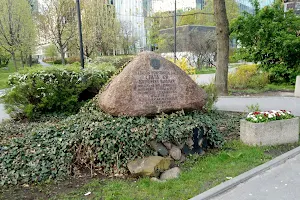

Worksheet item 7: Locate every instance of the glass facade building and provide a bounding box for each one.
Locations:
[114,0,148,52]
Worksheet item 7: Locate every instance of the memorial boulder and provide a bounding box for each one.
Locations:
[98,51,207,116]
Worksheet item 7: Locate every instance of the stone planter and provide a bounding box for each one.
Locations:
[295,75,300,97]
[240,117,299,146]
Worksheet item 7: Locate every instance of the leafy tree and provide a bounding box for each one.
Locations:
[178,0,240,26]
[45,44,58,60]
[231,1,300,84]
[146,11,174,47]
[119,22,138,55]
[0,47,10,67]
[41,0,77,65]
[0,0,36,70]
[79,0,120,57]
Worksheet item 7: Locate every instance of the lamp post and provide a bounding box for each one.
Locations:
[174,0,177,63]
[76,0,84,69]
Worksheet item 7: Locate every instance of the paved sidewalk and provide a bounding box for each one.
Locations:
[38,59,51,67]
[211,153,300,200]
[0,89,9,121]
[216,96,300,116]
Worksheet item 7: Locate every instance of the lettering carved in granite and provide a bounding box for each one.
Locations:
[134,70,179,107]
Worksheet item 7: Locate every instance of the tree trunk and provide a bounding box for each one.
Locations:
[214,0,229,96]
[60,46,66,65]
[11,51,18,71]
[20,51,25,68]
[28,55,32,67]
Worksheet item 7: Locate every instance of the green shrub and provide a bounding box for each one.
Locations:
[201,83,218,111]
[66,57,81,64]
[0,98,224,186]
[2,64,115,119]
[93,55,134,69]
[53,59,66,65]
[228,64,269,89]
[229,48,239,63]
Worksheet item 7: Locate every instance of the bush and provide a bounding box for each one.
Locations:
[229,48,239,63]
[228,64,269,89]
[66,57,81,64]
[92,55,134,69]
[201,83,218,111]
[2,64,115,119]
[0,98,224,186]
[42,58,54,63]
[53,59,66,65]
[169,57,196,75]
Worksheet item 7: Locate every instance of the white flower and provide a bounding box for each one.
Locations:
[268,114,273,118]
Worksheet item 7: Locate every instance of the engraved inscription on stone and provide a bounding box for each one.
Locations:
[133,70,179,108]
[150,58,161,70]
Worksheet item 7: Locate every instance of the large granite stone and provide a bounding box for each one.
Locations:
[98,51,207,116]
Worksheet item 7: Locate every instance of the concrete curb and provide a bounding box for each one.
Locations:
[190,145,300,200]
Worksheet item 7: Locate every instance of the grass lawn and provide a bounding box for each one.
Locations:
[0,62,43,90]
[0,63,17,89]
[195,67,216,74]
[229,84,295,96]
[51,141,298,200]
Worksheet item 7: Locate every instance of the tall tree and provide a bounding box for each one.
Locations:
[79,0,120,57]
[42,0,77,65]
[231,1,300,84]
[214,0,230,95]
[178,0,240,26]
[0,0,36,70]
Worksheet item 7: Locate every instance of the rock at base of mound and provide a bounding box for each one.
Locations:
[127,156,171,177]
[98,51,207,116]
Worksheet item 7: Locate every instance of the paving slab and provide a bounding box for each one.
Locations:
[210,153,300,200]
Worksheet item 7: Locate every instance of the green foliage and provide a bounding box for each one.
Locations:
[2,64,115,119]
[246,103,261,112]
[66,57,81,64]
[178,0,240,26]
[92,55,134,69]
[44,44,58,60]
[229,48,239,63]
[0,47,10,67]
[200,83,218,111]
[0,98,224,186]
[53,59,66,65]
[228,64,269,89]
[230,2,300,84]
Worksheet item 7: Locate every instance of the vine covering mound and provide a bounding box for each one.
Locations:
[0,97,224,186]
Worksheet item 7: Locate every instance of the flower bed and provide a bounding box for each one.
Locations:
[241,110,299,146]
[246,110,294,123]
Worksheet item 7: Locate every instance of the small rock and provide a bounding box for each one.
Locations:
[127,156,171,177]
[160,167,181,180]
[179,154,186,163]
[163,142,172,150]
[150,141,169,156]
[169,146,181,160]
